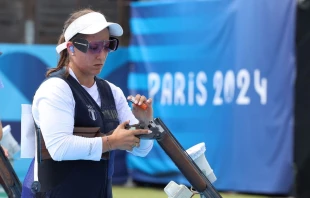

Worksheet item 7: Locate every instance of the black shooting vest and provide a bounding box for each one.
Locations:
[37,68,119,197]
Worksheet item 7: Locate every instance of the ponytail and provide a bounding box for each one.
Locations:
[46,34,69,77]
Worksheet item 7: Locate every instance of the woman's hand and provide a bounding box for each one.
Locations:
[127,94,153,126]
[108,121,151,151]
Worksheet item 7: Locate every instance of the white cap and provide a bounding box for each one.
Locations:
[56,12,123,54]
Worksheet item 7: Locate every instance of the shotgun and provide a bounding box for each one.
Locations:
[127,118,222,198]
[0,145,22,197]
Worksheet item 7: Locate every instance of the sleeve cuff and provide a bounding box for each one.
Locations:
[127,139,154,157]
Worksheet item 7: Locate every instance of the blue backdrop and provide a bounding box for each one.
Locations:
[0,0,296,194]
[127,0,295,194]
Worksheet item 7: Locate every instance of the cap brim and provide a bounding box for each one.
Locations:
[79,22,123,37]
[56,42,68,54]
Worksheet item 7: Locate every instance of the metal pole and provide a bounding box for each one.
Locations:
[24,0,36,44]
[117,0,131,46]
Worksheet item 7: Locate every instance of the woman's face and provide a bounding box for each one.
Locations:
[69,28,110,77]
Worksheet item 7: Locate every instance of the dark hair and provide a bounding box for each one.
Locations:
[46,8,96,77]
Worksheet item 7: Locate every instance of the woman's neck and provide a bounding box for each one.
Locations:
[68,65,95,88]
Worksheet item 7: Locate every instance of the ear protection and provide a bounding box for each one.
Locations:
[69,46,74,53]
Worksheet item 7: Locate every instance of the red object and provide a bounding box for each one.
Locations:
[130,98,148,110]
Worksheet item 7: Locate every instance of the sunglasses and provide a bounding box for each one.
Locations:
[72,37,119,54]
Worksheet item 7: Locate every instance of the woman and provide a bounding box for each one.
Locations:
[22,8,153,198]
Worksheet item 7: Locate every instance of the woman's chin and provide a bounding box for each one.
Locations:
[93,67,103,75]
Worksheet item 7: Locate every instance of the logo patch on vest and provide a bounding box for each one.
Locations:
[87,105,97,121]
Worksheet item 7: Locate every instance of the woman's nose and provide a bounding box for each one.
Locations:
[97,49,108,60]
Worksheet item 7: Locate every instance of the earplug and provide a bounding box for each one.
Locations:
[69,46,74,53]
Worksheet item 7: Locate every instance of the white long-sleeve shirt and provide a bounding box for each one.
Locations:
[32,69,153,161]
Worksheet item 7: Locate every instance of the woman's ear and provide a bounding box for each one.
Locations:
[67,43,75,55]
